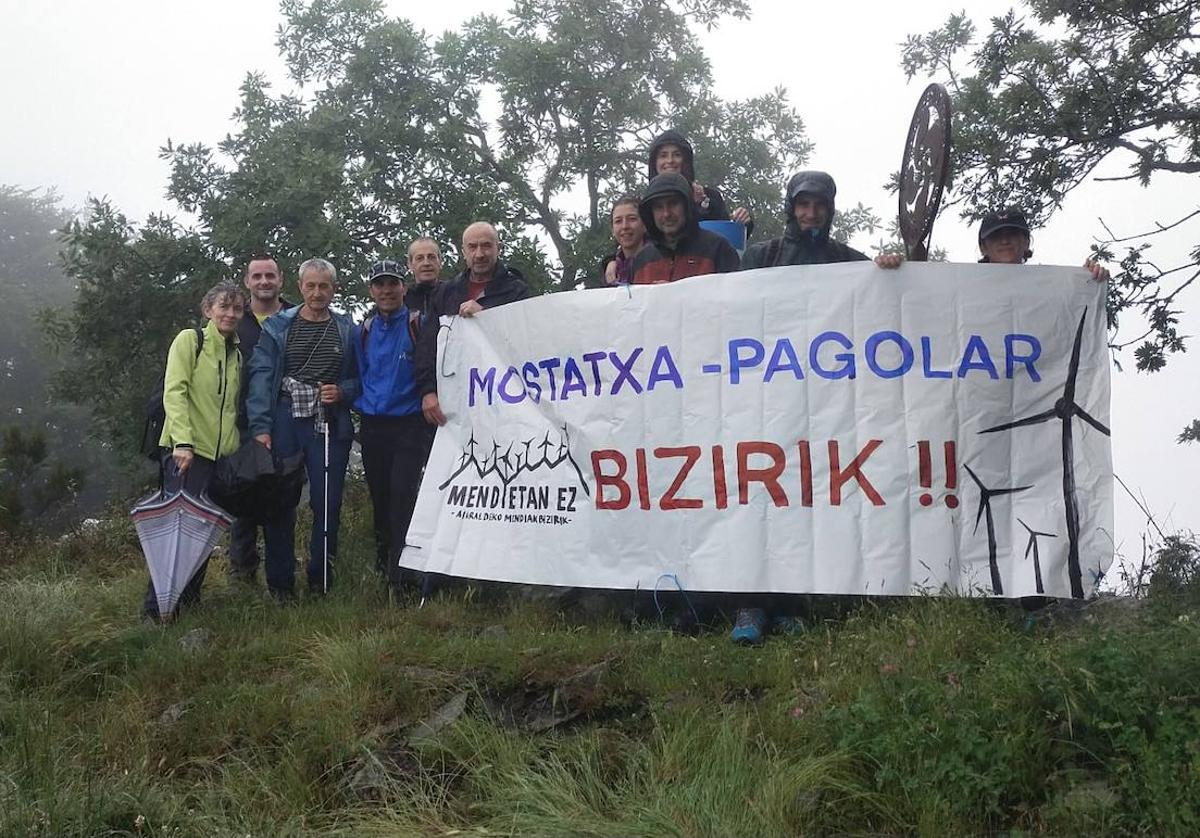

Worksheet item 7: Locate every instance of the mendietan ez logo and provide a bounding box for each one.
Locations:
[439,427,590,526]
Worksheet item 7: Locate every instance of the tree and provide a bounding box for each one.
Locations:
[56,0,816,456]
[0,186,76,420]
[0,425,85,536]
[901,2,1200,394]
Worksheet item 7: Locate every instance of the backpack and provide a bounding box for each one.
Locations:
[140,327,204,460]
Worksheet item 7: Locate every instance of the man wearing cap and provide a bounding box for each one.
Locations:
[630,172,742,284]
[415,222,531,427]
[975,207,1110,280]
[354,260,433,582]
[742,170,871,269]
[873,207,1111,278]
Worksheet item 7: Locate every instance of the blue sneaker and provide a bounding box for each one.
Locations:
[731,608,767,645]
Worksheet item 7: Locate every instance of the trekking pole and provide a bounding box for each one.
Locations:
[323,401,331,595]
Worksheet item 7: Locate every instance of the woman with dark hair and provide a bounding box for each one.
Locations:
[142,282,245,620]
[601,195,649,286]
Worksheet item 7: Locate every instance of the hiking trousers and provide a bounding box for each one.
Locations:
[359,412,435,580]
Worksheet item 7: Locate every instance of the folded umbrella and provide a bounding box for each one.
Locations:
[131,489,233,618]
[208,439,305,524]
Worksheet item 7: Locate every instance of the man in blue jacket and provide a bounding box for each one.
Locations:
[353,259,434,586]
[246,258,361,598]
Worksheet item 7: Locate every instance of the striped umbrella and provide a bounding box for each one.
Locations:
[131,490,233,617]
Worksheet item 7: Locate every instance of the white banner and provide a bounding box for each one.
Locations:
[401,263,1113,599]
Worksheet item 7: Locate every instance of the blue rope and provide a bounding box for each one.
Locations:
[653,573,701,626]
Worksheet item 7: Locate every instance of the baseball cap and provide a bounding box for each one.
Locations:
[368,259,403,283]
[978,208,1031,243]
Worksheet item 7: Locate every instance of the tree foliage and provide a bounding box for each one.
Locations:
[0,186,76,420]
[0,425,84,536]
[55,0,814,459]
[902,1,1200,386]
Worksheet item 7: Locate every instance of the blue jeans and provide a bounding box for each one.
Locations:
[263,400,351,593]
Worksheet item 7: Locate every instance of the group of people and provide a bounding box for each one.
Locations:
[145,221,529,620]
[146,127,1108,645]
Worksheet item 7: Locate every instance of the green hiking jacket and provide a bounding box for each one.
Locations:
[159,321,242,461]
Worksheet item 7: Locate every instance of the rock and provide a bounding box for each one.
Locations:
[1060,778,1119,813]
[158,703,186,726]
[396,665,453,683]
[346,751,391,798]
[407,691,469,744]
[480,624,509,640]
[178,628,211,653]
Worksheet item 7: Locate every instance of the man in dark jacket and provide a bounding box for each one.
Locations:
[229,254,294,584]
[404,236,443,340]
[648,129,750,225]
[741,171,870,269]
[631,173,741,284]
[416,222,531,426]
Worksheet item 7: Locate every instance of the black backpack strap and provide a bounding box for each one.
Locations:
[360,315,375,354]
[193,326,204,362]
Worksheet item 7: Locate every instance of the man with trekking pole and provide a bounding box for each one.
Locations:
[245,258,360,600]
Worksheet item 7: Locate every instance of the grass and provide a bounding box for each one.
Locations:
[1,478,1198,836]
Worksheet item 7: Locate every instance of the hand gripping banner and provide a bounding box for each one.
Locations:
[401,263,1113,599]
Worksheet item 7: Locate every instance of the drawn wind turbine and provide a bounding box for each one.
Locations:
[963,464,1031,595]
[979,307,1110,599]
[1018,518,1057,595]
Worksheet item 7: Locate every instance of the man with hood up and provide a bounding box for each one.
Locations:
[630,172,742,284]
[648,129,751,225]
[741,170,869,269]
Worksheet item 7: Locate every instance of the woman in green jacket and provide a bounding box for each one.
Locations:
[142,282,245,621]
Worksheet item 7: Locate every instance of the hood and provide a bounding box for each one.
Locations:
[639,172,699,247]
[784,170,837,244]
[647,129,696,182]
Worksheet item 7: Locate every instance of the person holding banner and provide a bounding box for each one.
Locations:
[872,207,1111,279]
[630,173,742,284]
[742,170,871,269]
[416,222,531,427]
[601,195,649,285]
[734,169,879,643]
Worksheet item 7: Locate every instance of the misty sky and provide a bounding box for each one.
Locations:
[3,0,1197,566]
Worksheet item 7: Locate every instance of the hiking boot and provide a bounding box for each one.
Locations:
[731,608,767,645]
[229,568,258,586]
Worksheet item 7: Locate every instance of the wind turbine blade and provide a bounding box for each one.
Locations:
[1024,537,1035,560]
[980,409,1057,434]
[1074,407,1111,436]
[974,498,987,532]
[1017,517,1033,534]
[963,463,985,490]
[992,485,1033,497]
[1063,307,1088,403]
